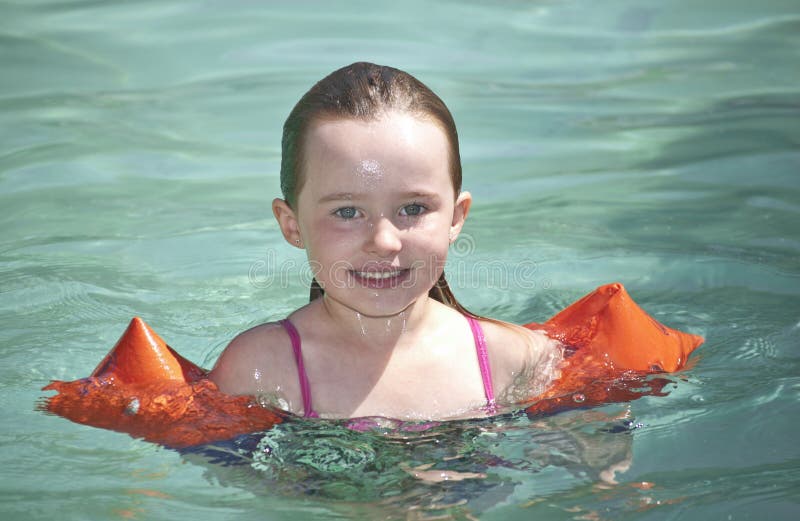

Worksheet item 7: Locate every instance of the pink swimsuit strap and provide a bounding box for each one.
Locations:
[278,319,319,418]
[278,315,496,419]
[465,315,497,411]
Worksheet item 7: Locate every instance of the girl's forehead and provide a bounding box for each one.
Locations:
[307,112,447,150]
[300,113,453,197]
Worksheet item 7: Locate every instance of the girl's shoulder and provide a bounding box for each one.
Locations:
[221,320,290,356]
[477,317,554,355]
[208,321,298,396]
[475,317,562,392]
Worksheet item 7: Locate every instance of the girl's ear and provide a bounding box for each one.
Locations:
[449,191,472,243]
[272,198,304,248]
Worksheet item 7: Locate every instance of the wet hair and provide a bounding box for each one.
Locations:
[280,62,472,314]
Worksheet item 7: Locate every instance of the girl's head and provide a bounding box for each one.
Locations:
[275,62,472,312]
[280,62,462,209]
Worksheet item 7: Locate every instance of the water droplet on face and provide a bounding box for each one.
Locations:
[356,159,383,192]
[356,312,367,336]
[359,159,381,175]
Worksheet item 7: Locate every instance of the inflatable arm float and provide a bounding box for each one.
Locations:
[41,283,702,448]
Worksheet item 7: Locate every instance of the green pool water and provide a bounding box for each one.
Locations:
[1,0,799,519]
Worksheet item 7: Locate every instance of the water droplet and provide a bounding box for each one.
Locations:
[355,312,367,335]
[124,398,140,415]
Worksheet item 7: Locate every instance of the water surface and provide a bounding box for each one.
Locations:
[1,0,799,519]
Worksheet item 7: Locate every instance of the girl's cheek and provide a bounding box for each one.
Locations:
[419,215,453,240]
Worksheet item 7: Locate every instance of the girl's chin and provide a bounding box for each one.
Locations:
[324,296,418,320]
[320,284,431,319]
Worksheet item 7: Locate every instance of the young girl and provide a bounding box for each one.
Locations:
[210,62,561,421]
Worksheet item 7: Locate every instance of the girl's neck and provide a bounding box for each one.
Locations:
[317,294,437,352]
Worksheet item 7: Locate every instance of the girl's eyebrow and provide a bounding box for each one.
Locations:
[402,190,441,201]
[317,191,441,203]
[317,192,354,203]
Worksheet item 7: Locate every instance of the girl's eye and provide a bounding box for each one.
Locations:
[334,207,359,219]
[400,203,426,217]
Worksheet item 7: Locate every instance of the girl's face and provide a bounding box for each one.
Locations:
[273,110,471,318]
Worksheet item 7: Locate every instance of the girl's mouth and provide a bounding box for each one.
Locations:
[350,268,411,289]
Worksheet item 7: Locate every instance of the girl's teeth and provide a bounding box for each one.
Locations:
[358,271,399,279]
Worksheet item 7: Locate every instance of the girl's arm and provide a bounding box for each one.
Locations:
[483,321,563,406]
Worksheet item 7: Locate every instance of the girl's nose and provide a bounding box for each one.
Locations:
[365,217,402,257]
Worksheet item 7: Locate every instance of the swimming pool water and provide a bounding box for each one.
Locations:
[2,0,799,519]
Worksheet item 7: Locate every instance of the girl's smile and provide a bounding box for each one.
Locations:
[350,267,411,290]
